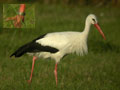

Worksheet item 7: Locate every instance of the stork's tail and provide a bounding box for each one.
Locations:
[10,43,31,58]
[10,49,25,58]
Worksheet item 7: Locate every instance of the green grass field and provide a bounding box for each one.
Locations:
[0,4,120,90]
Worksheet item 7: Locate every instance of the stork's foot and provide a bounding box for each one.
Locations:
[27,80,32,84]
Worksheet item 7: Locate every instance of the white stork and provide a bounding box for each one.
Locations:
[10,14,106,85]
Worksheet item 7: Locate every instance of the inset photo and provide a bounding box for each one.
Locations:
[0,4,3,29]
[3,4,35,28]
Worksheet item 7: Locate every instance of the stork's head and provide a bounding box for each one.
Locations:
[86,14,106,40]
[87,14,98,24]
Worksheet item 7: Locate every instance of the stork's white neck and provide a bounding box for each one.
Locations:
[82,19,91,40]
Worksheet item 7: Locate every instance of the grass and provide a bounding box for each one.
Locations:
[0,4,120,90]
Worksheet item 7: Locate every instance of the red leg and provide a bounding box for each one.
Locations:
[54,63,58,85]
[28,56,37,83]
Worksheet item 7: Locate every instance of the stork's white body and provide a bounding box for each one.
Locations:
[30,31,88,63]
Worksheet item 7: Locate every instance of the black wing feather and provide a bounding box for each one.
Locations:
[10,34,59,57]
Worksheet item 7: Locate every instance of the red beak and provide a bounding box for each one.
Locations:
[94,24,106,40]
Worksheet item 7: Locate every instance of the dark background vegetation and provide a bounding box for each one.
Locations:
[0,0,120,7]
[0,0,120,90]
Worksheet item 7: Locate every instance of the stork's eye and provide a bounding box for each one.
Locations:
[92,18,95,22]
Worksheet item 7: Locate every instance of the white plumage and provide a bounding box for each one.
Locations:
[11,14,105,85]
[36,31,88,62]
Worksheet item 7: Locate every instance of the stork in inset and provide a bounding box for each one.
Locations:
[10,14,106,85]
